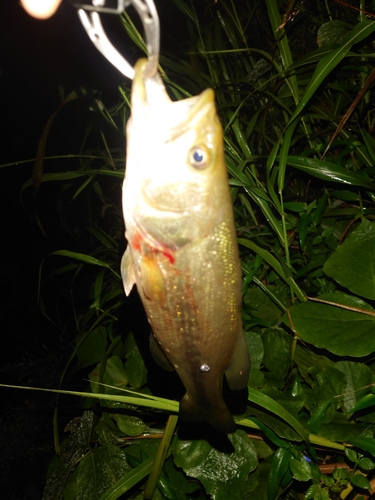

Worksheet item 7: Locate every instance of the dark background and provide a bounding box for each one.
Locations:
[0,1,185,497]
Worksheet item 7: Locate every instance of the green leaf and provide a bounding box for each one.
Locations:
[248,416,288,449]
[319,420,370,443]
[238,239,287,281]
[350,437,375,458]
[350,393,375,414]
[99,457,154,500]
[245,331,265,387]
[324,219,375,300]
[336,361,375,414]
[77,446,131,500]
[244,287,285,324]
[308,399,332,434]
[288,20,375,123]
[285,156,374,189]
[289,457,312,482]
[305,484,330,500]
[95,420,119,446]
[317,20,353,47]
[288,293,375,357]
[49,250,121,279]
[124,333,148,389]
[164,457,201,495]
[350,473,371,491]
[345,447,358,464]
[113,414,146,437]
[245,389,309,442]
[268,447,291,500]
[308,366,346,423]
[173,430,258,500]
[103,357,129,392]
[262,329,292,379]
[359,457,375,471]
[76,327,107,369]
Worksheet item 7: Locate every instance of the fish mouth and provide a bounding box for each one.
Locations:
[132,59,215,140]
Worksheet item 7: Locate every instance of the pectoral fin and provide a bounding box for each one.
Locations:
[149,334,174,371]
[121,246,136,296]
[138,253,166,306]
[225,331,250,391]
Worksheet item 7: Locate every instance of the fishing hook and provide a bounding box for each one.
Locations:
[72,0,160,79]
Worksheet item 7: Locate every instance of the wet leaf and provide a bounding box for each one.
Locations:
[350,473,371,491]
[289,457,312,482]
[76,446,131,499]
[173,430,257,500]
[113,414,146,437]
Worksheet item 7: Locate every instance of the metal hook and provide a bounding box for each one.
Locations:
[75,0,159,79]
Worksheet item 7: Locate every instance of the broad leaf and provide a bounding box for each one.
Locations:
[124,333,148,389]
[307,366,346,423]
[324,218,375,300]
[336,361,375,414]
[268,447,291,500]
[262,329,292,379]
[289,457,312,482]
[76,446,131,500]
[76,327,107,369]
[113,414,146,437]
[173,430,258,500]
[288,293,375,356]
[244,287,285,324]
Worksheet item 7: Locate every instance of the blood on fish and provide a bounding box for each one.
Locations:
[131,233,142,251]
[162,251,175,264]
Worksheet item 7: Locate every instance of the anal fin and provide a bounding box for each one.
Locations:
[149,334,174,372]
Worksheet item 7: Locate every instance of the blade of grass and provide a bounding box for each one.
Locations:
[285,156,374,189]
[99,457,154,500]
[288,19,375,124]
[144,415,179,500]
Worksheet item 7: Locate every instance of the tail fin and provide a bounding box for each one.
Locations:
[179,394,236,434]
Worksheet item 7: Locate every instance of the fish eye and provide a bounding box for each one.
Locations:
[188,145,210,170]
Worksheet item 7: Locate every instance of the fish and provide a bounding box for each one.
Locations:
[121,58,250,434]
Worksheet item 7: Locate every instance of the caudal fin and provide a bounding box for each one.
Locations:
[179,394,236,434]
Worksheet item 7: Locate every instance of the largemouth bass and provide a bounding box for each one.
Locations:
[121,59,250,433]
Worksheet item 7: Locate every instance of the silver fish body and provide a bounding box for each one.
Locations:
[121,59,250,433]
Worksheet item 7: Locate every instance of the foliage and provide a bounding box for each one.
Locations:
[4,0,375,498]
